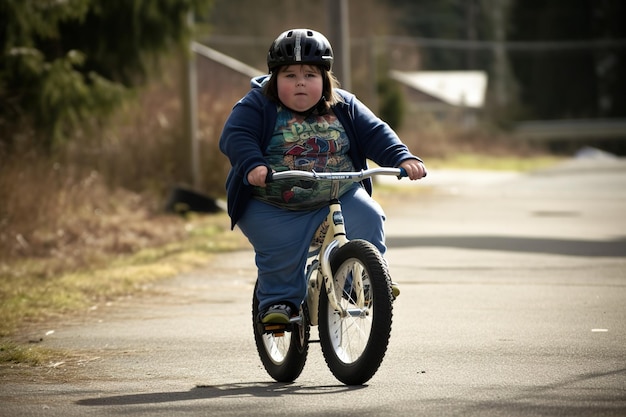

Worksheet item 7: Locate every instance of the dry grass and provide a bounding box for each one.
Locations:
[0,187,246,335]
[0,125,246,338]
[399,124,552,161]
[0,62,245,357]
[1,154,179,264]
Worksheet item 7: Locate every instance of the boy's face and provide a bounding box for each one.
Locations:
[276,65,323,113]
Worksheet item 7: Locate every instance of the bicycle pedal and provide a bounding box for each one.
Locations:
[263,323,287,333]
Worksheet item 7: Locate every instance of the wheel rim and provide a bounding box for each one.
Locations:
[327,259,373,363]
[262,332,293,365]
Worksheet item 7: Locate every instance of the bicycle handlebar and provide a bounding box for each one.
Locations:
[267,167,408,183]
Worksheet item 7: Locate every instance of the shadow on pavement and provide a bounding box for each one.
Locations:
[465,368,626,416]
[387,235,626,257]
[76,382,365,406]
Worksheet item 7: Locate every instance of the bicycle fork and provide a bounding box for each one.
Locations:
[306,198,365,326]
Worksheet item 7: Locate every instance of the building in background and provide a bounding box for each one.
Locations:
[390,70,488,132]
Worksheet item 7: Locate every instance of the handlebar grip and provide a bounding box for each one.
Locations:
[397,167,427,178]
[265,170,274,184]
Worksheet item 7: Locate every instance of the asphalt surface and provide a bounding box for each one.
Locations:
[1,154,625,416]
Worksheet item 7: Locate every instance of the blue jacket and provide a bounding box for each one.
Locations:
[219,75,421,229]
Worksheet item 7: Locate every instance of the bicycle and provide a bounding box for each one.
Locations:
[251,167,409,385]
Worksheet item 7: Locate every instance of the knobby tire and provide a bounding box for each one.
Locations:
[252,283,309,382]
[318,239,394,385]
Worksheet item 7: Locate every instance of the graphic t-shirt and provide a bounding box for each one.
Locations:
[252,107,356,210]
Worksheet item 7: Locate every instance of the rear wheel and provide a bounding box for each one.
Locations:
[252,283,309,382]
[318,240,394,385]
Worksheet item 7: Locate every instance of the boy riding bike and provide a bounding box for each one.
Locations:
[219,28,427,326]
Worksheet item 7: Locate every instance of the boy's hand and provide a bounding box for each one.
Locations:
[400,159,427,180]
[248,165,269,187]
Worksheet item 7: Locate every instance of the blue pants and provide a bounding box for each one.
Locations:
[237,183,386,312]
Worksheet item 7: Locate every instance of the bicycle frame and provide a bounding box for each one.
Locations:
[305,197,347,325]
[269,167,407,326]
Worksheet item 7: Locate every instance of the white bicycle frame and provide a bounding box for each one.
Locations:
[269,168,406,326]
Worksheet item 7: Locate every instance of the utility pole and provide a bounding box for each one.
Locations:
[328,0,351,90]
[181,11,201,190]
[491,0,511,108]
[466,0,477,70]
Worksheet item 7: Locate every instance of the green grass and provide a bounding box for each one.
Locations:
[0,341,55,366]
[424,153,563,171]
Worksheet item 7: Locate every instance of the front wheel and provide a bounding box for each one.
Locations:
[318,239,394,385]
[252,282,309,382]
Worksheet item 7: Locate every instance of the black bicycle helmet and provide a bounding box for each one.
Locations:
[267,29,334,72]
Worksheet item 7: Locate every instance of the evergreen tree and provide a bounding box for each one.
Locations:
[0,0,212,151]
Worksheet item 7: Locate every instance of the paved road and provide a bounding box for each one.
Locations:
[2,156,625,416]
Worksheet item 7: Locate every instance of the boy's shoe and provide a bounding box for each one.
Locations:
[260,303,294,324]
[391,282,400,300]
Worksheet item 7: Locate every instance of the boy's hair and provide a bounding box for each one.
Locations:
[263,65,343,114]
